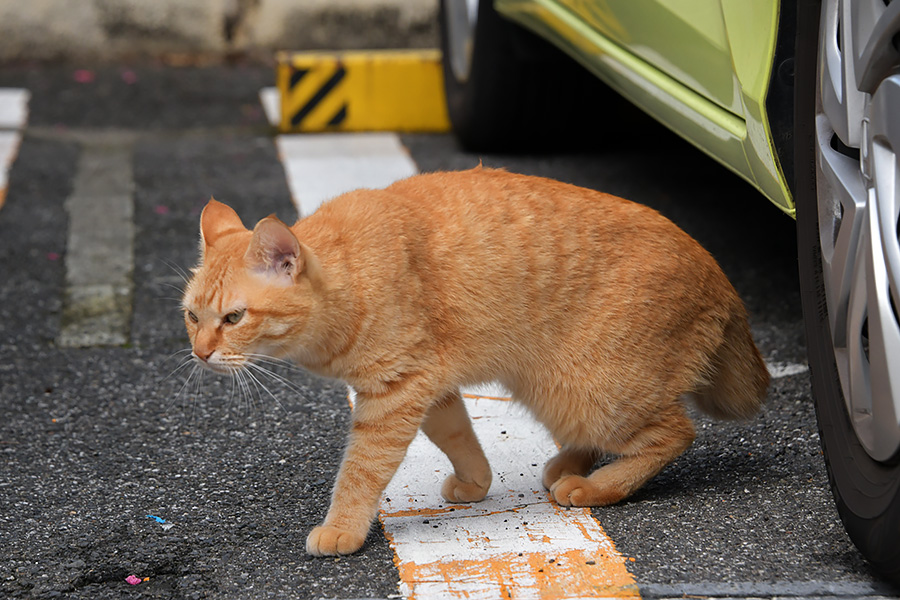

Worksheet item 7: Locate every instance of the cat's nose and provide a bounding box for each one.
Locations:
[193,348,215,362]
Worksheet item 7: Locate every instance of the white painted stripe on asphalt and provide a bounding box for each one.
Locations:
[0,88,29,130]
[382,388,638,599]
[766,361,809,379]
[260,88,419,217]
[0,131,19,199]
[0,88,29,209]
[276,133,418,217]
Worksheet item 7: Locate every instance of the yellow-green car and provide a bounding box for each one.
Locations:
[439,0,900,581]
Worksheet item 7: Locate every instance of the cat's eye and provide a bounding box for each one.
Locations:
[187,310,199,323]
[225,309,245,325]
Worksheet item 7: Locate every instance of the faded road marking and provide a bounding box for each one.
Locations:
[58,133,136,347]
[381,390,639,600]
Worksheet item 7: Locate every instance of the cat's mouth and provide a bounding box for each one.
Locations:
[192,353,245,375]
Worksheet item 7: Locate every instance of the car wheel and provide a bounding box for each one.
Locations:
[795,0,900,581]
[438,0,620,152]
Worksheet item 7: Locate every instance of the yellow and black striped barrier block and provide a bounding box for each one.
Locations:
[276,49,450,133]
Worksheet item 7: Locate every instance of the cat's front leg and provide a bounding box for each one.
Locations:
[306,380,434,556]
[421,389,492,502]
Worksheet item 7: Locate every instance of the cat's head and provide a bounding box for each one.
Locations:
[182,199,323,373]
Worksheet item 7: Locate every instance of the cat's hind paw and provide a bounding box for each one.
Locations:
[542,448,596,490]
[550,475,625,507]
[306,525,366,556]
[441,473,490,503]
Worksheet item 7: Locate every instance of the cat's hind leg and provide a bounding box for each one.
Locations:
[542,447,597,490]
[421,389,492,502]
[549,402,695,507]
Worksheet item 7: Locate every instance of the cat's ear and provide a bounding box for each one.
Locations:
[200,198,246,251]
[245,216,323,287]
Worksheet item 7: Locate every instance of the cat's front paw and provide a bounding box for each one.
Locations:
[306,525,366,556]
[441,473,490,503]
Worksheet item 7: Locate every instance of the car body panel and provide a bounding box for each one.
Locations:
[552,0,741,116]
[495,0,794,215]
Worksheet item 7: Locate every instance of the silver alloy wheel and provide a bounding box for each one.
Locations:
[443,0,480,82]
[816,0,900,462]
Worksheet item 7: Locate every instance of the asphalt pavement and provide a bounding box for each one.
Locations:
[0,63,898,599]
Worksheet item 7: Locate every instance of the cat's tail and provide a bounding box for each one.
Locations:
[692,310,770,420]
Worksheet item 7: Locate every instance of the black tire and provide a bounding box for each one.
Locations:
[794,0,900,583]
[438,0,620,152]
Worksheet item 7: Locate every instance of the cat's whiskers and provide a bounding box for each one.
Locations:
[166,347,194,360]
[156,259,195,308]
[162,258,192,287]
[159,349,196,394]
[242,366,289,415]
[208,353,308,415]
[161,351,196,384]
[205,354,261,416]
[245,353,313,403]
[232,367,254,416]
[191,364,205,424]
[164,348,305,421]
[245,360,303,389]
[162,360,201,418]
[158,284,187,298]
[239,368,263,416]
[243,352,299,370]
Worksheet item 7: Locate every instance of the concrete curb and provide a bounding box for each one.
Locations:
[0,0,438,63]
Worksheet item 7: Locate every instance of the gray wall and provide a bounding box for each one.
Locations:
[0,0,437,62]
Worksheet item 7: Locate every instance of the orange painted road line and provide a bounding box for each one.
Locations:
[379,389,639,600]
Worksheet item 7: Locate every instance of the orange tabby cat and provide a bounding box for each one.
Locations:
[182,167,769,556]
